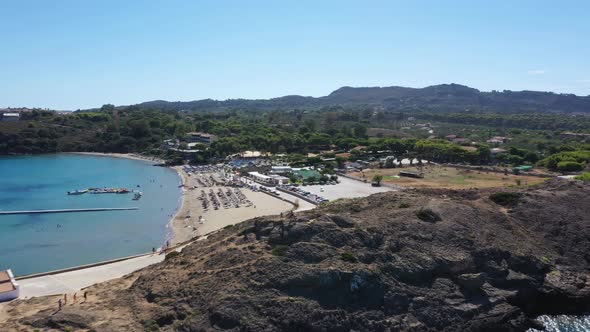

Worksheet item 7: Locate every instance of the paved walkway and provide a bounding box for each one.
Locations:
[17,253,164,298]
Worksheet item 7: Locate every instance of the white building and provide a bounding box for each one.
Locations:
[1,113,20,122]
[270,166,292,174]
[248,172,289,185]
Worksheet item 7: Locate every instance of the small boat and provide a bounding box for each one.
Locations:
[132,192,143,200]
[67,189,88,195]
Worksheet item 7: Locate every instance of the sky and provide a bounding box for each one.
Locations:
[1,0,589,110]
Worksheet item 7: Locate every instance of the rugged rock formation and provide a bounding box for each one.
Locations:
[2,179,589,331]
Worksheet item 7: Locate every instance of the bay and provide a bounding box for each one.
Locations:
[0,154,181,276]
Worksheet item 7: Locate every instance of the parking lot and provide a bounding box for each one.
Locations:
[302,176,394,201]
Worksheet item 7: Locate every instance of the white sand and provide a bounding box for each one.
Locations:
[170,168,294,244]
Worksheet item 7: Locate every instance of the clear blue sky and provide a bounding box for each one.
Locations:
[1,0,589,110]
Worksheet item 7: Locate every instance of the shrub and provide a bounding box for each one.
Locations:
[165,251,180,260]
[340,252,358,263]
[539,150,590,170]
[575,172,590,181]
[271,245,289,256]
[398,202,410,208]
[223,224,234,229]
[142,319,160,331]
[350,204,362,212]
[372,174,383,185]
[415,208,442,223]
[489,192,521,206]
[556,161,584,172]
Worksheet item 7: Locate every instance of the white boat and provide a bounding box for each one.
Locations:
[67,189,88,195]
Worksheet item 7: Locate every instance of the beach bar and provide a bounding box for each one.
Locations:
[0,269,19,301]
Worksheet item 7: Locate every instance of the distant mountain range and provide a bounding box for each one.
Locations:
[134,83,590,113]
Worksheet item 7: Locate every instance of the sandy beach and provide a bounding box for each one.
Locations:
[71,152,295,247]
[169,167,294,244]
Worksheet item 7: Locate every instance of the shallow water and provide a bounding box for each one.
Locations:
[530,315,590,332]
[0,154,181,276]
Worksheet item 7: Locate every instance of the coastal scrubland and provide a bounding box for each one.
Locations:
[1,178,588,331]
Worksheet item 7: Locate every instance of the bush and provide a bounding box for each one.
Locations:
[575,172,590,181]
[271,245,289,256]
[539,150,590,170]
[556,161,584,172]
[398,202,410,208]
[165,251,180,260]
[415,208,442,223]
[489,192,521,206]
[372,174,383,185]
[340,252,358,263]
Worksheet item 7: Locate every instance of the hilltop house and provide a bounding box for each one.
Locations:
[445,134,457,140]
[0,112,20,122]
[560,132,590,140]
[185,132,217,144]
[486,136,508,145]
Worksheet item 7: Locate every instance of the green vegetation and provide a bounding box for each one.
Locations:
[141,319,161,331]
[2,98,589,171]
[539,150,590,171]
[575,172,590,181]
[556,161,585,172]
[489,192,521,206]
[340,252,358,263]
[271,245,289,256]
[398,202,410,208]
[372,174,383,185]
[165,251,180,260]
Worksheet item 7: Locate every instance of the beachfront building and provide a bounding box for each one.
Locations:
[248,171,273,184]
[269,174,290,185]
[248,171,290,186]
[186,132,217,144]
[0,269,19,302]
[0,112,20,122]
[270,166,292,175]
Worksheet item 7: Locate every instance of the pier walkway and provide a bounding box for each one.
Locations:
[16,253,163,298]
[0,207,139,215]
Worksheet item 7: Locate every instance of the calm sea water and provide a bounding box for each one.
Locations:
[0,154,181,276]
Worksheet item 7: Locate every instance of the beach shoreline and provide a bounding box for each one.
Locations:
[168,166,188,245]
[66,151,166,164]
[168,167,295,245]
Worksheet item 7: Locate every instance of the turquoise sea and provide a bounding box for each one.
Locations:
[0,154,181,276]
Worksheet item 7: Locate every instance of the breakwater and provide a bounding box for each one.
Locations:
[0,207,139,215]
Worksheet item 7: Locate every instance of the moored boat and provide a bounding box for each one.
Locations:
[67,189,88,195]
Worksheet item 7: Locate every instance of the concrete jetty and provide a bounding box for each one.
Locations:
[0,207,139,215]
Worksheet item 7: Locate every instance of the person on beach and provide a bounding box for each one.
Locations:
[58,298,62,311]
[83,291,88,302]
[73,292,77,303]
[64,293,67,304]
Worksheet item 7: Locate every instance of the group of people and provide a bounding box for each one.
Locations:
[57,291,88,311]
